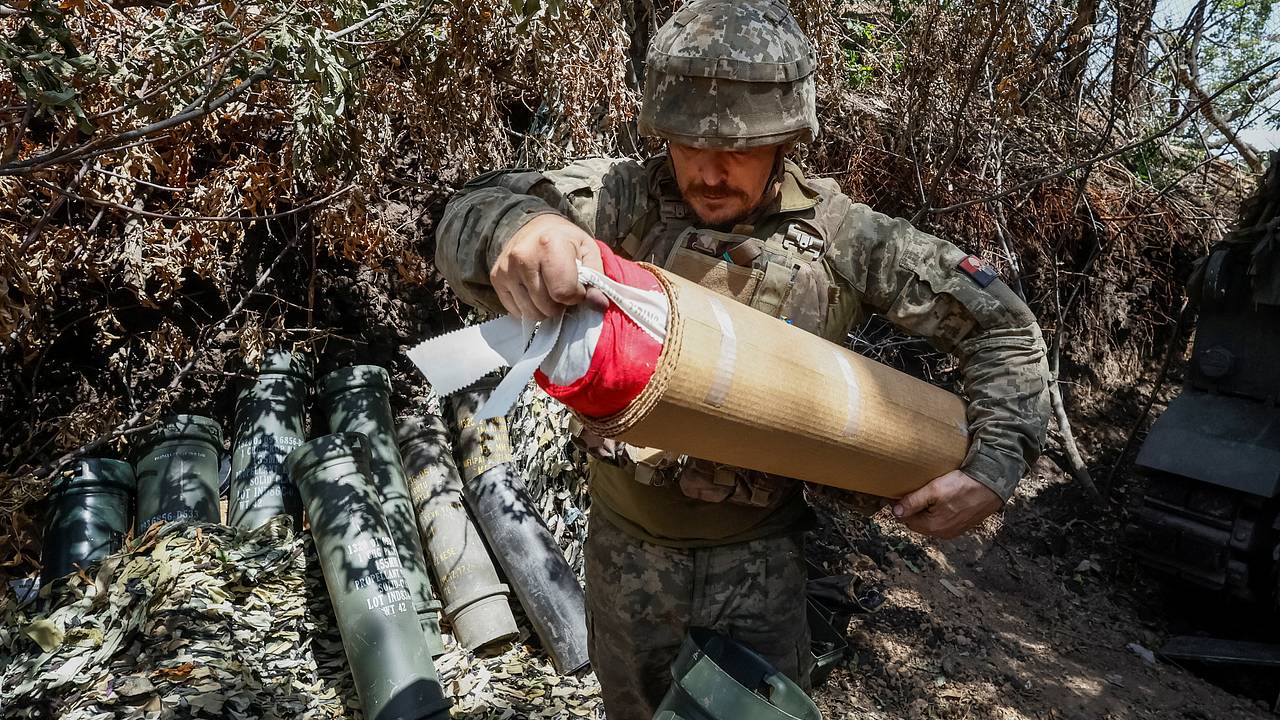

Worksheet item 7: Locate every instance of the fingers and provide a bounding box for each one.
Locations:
[575,234,605,273]
[516,250,563,318]
[496,281,538,319]
[893,483,937,519]
[540,236,587,308]
[584,288,610,313]
[492,215,594,319]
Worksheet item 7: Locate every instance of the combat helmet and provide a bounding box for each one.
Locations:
[639,0,819,150]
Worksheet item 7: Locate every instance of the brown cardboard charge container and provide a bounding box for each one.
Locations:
[576,265,970,499]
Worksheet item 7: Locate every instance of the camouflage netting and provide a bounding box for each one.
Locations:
[0,519,605,719]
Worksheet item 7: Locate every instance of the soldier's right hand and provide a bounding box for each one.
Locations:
[491,213,608,320]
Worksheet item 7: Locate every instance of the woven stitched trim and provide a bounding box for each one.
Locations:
[575,263,681,438]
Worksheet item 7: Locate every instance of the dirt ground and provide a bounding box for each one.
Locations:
[806,457,1272,720]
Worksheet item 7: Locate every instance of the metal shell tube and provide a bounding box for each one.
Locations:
[449,382,590,675]
[319,365,444,657]
[229,348,313,530]
[40,458,135,585]
[287,433,451,720]
[397,414,518,653]
[135,415,223,532]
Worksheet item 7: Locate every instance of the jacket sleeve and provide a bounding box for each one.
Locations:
[435,157,651,313]
[826,202,1052,501]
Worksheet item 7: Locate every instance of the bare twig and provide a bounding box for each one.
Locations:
[91,166,186,192]
[929,54,1280,216]
[0,64,279,176]
[1102,298,1190,493]
[25,179,353,223]
[30,230,304,481]
[1048,333,1100,499]
[19,159,92,253]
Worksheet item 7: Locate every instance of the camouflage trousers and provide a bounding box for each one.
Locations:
[584,511,812,720]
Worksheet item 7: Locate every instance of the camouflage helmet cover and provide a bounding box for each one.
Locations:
[639,0,819,150]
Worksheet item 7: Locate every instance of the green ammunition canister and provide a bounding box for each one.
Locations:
[287,433,451,720]
[450,381,590,675]
[653,629,822,720]
[135,415,223,532]
[40,458,135,585]
[229,348,313,530]
[318,365,444,657]
[398,414,518,653]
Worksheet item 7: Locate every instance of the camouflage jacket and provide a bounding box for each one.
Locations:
[436,154,1051,540]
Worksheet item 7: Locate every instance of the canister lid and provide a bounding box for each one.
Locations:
[284,432,372,484]
[447,374,500,418]
[317,365,391,400]
[255,347,316,380]
[137,415,223,453]
[48,458,135,496]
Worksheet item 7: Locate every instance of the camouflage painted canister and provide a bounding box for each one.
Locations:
[319,365,444,657]
[450,381,590,675]
[228,348,313,530]
[287,433,451,720]
[135,415,223,532]
[398,414,518,653]
[40,458,135,585]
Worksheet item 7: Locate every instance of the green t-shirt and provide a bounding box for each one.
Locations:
[588,458,814,548]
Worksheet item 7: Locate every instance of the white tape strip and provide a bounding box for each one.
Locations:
[406,261,670,420]
[833,351,861,438]
[705,296,737,407]
[577,265,668,342]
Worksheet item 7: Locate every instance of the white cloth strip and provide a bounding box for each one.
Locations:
[405,261,670,420]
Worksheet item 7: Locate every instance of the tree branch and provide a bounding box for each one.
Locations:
[0,63,278,176]
[929,54,1280,215]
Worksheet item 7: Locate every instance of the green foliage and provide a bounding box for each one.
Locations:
[0,3,96,133]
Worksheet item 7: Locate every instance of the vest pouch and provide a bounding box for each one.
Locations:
[774,255,832,336]
[677,460,798,509]
[664,237,764,306]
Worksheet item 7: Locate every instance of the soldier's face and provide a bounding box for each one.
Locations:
[669,142,779,226]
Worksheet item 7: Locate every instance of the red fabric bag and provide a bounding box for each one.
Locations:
[534,241,664,418]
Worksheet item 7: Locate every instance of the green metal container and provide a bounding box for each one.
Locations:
[318,365,444,657]
[652,629,823,720]
[135,415,223,532]
[229,348,313,530]
[398,414,518,653]
[40,458,134,585]
[287,433,451,720]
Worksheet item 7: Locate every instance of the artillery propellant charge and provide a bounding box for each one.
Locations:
[228,348,313,530]
[319,365,445,657]
[398,413,519,653]
[287,432,451,720]
[40,458,135,586]
[134,415,223,532]
[449,380,591,675]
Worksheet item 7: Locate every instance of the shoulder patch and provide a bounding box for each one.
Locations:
[957,255,998,288]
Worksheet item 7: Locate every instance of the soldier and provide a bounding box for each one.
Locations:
[434,0,1052,717]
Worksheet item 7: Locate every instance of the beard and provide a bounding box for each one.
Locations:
[682,181,753,226]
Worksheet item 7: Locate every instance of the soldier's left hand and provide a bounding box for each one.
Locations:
[891,470,1002,539]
